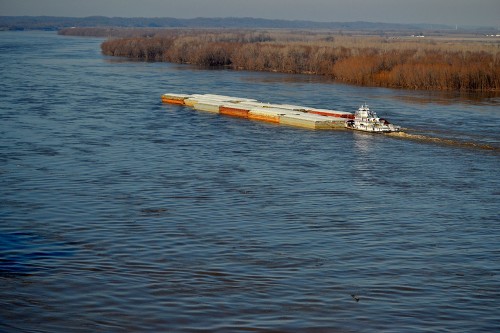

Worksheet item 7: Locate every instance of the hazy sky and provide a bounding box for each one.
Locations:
[1,0,499,27]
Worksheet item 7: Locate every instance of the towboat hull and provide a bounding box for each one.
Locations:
[345,104,400,133]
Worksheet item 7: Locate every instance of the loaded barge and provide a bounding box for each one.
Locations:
[161,93,400,132]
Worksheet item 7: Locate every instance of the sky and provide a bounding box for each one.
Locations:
[1,0,499,27]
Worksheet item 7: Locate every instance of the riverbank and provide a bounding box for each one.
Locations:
[98,30,500,91]
[69,28,500,92]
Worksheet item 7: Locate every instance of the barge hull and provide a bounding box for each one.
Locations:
[160,93,398,132]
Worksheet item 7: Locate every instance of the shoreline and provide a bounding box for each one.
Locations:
[51,27,500,93]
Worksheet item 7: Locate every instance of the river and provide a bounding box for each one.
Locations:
[1,31,499,332]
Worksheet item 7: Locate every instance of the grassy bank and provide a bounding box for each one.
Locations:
[91,28,499,91]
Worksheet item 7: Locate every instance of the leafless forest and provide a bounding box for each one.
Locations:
[80,28,500,91]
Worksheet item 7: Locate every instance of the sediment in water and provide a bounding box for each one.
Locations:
[386,131,499,151]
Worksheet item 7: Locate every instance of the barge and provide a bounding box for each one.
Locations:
[161,93,400,132]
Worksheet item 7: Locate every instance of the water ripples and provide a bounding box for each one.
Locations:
[1,31,499,332]
[387,130,500,151]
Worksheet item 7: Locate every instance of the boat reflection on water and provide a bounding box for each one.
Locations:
[352,131,376,154]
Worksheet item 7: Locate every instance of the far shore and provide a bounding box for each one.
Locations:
[61,27,500,92]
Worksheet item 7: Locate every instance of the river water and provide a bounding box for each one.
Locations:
[1,31,499,332]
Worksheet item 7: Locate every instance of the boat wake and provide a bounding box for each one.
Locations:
[386,131,499,152]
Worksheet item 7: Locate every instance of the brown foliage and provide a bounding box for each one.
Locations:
[100,29,500,91]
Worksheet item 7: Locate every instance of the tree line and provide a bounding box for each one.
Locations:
[99,29,500,91]
[5,16,456,31]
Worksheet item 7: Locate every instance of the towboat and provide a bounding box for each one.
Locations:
[345,104,400,133]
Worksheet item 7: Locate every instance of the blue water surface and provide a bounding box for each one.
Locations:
[0,31,499,333]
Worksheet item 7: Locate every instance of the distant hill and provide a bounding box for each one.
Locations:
[0,15,459,32]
